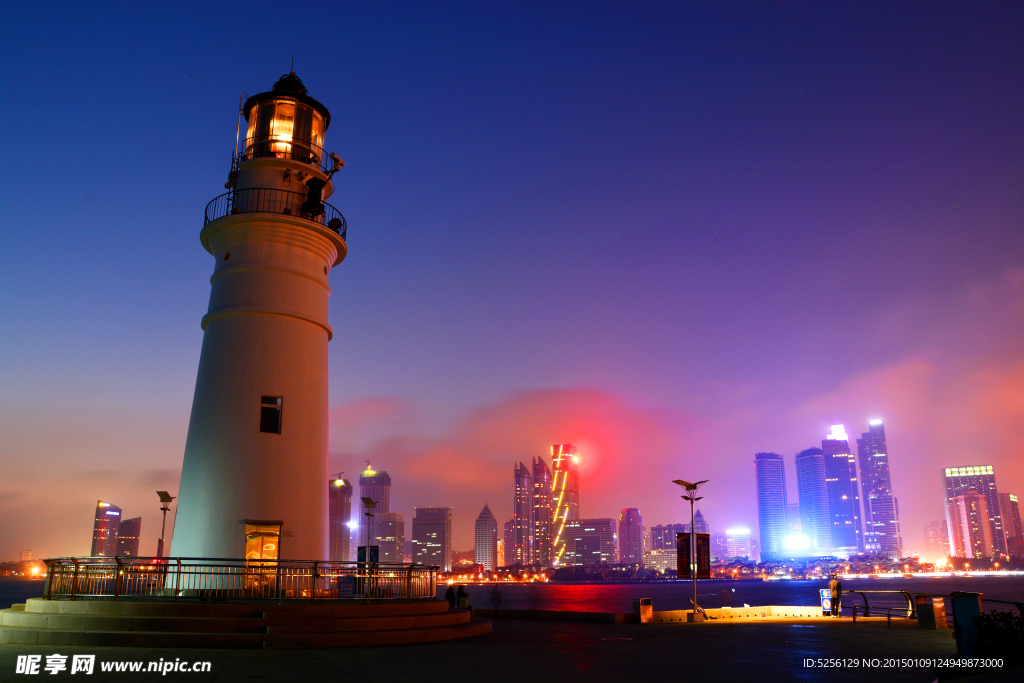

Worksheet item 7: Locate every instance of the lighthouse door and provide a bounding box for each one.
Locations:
[243,520,282,598]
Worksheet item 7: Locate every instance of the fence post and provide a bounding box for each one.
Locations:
[71,558,79,601]
[311,561,318,604]
[175,558,181,603]
[114,557,122,601]
[852,605,857,623]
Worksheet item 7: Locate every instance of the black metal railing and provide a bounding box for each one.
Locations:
[42,557,438,602]
[204,188,347,240]
[239,136,332,174]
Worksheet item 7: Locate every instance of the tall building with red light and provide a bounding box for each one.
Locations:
[532,456,553,566]
[550,444,579,566]
[90,501,122,556]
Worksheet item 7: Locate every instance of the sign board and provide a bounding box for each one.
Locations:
[695,533,711,579]
[357,545,379,563]
[819,589,831,614]
[677,532,691,579]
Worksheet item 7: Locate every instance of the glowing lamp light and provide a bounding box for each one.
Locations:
[783,535,811,551]
[346,520,358,530]
[869,419,883,425]
[827,424,848,441]
[572,456,579,463]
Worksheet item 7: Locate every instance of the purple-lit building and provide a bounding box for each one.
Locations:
[618,508,643,564]
[821,425,862,557]
[90,501,122,556]
[116,517,141,557]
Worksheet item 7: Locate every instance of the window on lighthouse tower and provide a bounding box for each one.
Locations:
[259,396,282,434]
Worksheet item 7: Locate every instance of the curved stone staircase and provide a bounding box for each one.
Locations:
[0,599,491,649]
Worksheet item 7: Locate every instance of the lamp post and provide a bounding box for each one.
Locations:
[360,497,377,560]
[156,491,176,558]
[672,479,708,622]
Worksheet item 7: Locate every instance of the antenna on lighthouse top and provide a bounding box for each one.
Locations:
[291,54,295,74]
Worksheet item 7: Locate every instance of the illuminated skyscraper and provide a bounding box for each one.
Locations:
[532,456,553,566]
[997,492,1021,550]
[563,519,616,566]
[942,466,1004,557]
[795,448,832,555]
[948,491,994,558]
[924,520,949,560]
[474,504,498,572]
[693,509,709,534]
[550,443,579,566]
[618,508,643,564]
[328,474,353,562]
[726,528,751,559]
[866,488,902,558]
[90,501,122,556]
[412,507,452,571]
[650,524,688,550]
[502,520,514,566]
[512,462,533,565]
[821,425,862,557]
[373,512,404,564]
[754,452,788,560]
[117,518,141,557]
[857,419,899,553]
[359,463,391,546]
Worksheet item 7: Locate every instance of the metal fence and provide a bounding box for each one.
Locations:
[42,557,438,602]
[840,590,1024,619]
[240,136,332,174]
[204,188,347,241]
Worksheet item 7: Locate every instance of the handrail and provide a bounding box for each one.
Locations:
[204,188,347,241]
[240,135,332,174]
[42,557,439,602]
[842,590,928,618]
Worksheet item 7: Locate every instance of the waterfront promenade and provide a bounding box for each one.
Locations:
[1,614,1000,682]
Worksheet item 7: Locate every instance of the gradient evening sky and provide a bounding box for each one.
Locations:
[1,2,1022,558]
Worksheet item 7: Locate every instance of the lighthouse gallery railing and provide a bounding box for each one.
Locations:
[204,188,347,241]
[42,557,438,602]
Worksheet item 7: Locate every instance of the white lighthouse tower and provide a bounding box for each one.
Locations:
[171,74,346,561]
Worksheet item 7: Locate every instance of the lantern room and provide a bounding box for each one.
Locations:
[242,72,331,170]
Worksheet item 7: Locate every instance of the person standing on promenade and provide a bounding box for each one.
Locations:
[828,574,842,617]
[445,583,456,609]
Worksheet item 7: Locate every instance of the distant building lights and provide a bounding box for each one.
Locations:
[827,424,848,441]
[869,419,883,425]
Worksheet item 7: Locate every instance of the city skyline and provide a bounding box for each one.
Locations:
[2,3,1023,559]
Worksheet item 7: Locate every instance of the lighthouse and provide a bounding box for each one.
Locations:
[171,73,346,560]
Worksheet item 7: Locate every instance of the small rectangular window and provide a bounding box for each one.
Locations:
[259,396,282,434]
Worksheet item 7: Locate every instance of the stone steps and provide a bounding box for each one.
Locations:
[0,618,492,649]
[0,599,491,649]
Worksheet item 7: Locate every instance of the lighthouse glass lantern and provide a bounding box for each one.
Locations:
[242,73,329,169]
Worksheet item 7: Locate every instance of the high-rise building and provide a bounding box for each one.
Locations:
[866,488,902,558]
[171,74,347,560]
[117,517,142,557]
[502,520,514,566]
[550,444,579,566]
[948,491,995,559]
[857,419,900,553]
[788,503,801,533]
[650,524,688,551]
[924,521,949,560]
[91,501,122,556]
[726,528,751,559]
[998,492,1022,549]
[474,504,498,572]
[532,456,553,566]
[693,509,709,534]
[328,475,353,562]
[821,425,862,557]
[512,461,533,565]
[710,532,728,560]
[942,466,1005,557]
[754,452,789,560]
[373,512,404,564]
[19,551,32,562]
[795,448,832,555]
[618,508,644,564]
[563,519,617,566]
[359,463,392,546]
[411,507,452,571]
[496,539,505,568]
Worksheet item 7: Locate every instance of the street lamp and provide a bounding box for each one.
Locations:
[360,497,377,559]
[156,491,176,558]
[672,478,709,622]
